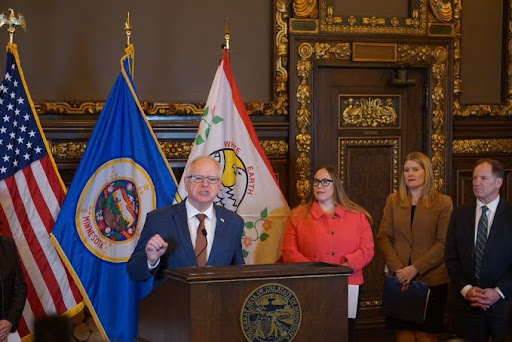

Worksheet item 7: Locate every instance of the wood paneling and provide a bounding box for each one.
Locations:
[311,63,427,326]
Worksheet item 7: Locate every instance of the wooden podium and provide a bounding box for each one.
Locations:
[137,262,352,342]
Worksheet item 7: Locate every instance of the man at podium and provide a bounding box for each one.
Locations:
[127,156,245,288]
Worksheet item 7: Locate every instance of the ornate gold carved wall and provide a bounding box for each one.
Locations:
[453,1,512,116]
[453,139,512,154]
[294,41,450,204]
[319,0,427,35]
[50,140,288,161]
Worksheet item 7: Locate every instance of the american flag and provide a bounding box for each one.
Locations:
[0,44,82,338]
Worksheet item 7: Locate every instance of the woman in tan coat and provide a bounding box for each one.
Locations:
[377,152,453,342]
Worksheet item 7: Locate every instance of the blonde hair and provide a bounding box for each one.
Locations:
[398,152,439,208]
[307,166,373,225]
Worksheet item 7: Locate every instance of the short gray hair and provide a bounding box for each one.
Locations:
[185,155,222,178]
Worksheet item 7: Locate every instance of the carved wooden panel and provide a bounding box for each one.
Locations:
[340,140,397,321]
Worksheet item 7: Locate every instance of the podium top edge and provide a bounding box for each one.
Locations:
[164,262,353,283]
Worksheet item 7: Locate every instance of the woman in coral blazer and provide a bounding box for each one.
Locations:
[282,165,374,342]
[377,152,453,342]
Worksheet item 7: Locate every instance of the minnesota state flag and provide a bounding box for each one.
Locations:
[177,49,290,264]
[51,45,178,341]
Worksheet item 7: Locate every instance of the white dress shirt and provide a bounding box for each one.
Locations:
[185,199,217,260]
[148,199,217,269]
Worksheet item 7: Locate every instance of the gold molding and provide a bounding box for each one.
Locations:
[453,139,512,154]
[296,43,314,204]
[35,101,276,116]
[260,140,289,156]
[50,140,287,161]
[340,96,399,127]
[293,0,318,19]
[313,42,351,60]
[453,1,512,116]
[360,299,382,308]
[35,4,290,117]
[51,141,87,160]
[339,138,400,193]
[318,0,428,35]
[397,44,448,192]
[159,141,194,159]
[429,0,453,23]
[294,42,449,202]
[35,101,105,115]
[352,42,398,62]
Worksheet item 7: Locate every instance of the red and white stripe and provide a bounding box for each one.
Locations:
[0,155,82,337]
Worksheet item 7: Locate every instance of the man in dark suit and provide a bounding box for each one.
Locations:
[0,235,27,342]
[127,156,245,288]
[445,158,512,342]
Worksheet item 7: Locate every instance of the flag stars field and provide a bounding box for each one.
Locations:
[0,61,44,177]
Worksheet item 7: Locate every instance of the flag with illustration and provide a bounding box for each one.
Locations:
[51,44,179,341]
[177,49,290,263]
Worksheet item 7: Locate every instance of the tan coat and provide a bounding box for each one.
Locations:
[377,192,453,286]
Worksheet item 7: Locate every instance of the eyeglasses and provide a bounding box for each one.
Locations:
[312,178,333,187]
[187,175,221,184]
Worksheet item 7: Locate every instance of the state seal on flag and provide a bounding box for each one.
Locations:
[76,158,156,262]
[240,283,302,342]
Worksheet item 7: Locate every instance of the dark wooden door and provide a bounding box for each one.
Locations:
[313,65,427,326]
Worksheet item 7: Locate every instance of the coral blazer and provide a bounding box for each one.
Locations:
[377,192,453,286]
[282,202,374,285]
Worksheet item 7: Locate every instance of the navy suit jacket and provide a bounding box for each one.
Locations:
[127,201,245,287]
[445,198,512,298]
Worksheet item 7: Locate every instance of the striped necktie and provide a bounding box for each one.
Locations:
[474,206,489,280]
[195,213,208,267]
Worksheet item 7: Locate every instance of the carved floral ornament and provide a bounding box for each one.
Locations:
[318,0,428,34]
[294,42,449,203]
[341,97,398,127]
[50,140,288,160]
[453,139,512,154]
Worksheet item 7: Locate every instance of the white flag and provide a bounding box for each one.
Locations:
[178,49,290,263]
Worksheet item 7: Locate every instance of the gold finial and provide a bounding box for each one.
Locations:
[0,8,27,44]
[124,12,132,47]
[224,17,230,50]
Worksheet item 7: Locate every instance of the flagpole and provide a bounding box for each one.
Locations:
[124,12,135,78]
[124,12,132,47]
[0,8,27,44]
[224,17,230,53]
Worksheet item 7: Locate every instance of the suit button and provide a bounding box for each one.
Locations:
[331,251,335,256]
[331,231,335,235]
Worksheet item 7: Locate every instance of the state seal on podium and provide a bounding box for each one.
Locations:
[241,283,302,342]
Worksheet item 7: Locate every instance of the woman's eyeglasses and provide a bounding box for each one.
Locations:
[312,178,333,187]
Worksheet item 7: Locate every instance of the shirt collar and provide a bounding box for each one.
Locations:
[185,199,214,221]
[477,196,500,213]
[311,201,345,219]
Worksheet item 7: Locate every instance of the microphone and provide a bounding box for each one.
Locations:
[202,229,207,237]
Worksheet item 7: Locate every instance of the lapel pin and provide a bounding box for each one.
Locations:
[220,218,225,223]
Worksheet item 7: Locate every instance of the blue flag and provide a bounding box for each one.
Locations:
[51,45,178,342]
